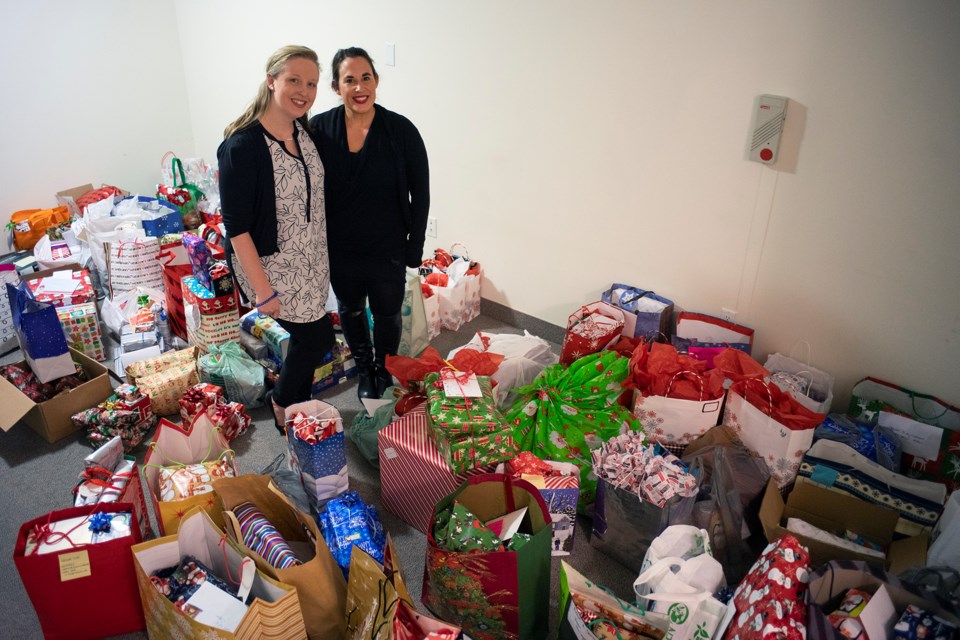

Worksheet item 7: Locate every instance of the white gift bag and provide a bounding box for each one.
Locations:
[423,289,441,339]
[765,349,835,414]
[108,236,164,298]
[632,372,724,453]
[0,265,20,354]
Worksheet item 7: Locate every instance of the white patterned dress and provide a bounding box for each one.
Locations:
[234,121,329,323]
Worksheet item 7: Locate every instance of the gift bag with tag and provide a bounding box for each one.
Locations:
[125,345,200,416]
[347,539,463,639]
[559,561,669,640]
[399,271,431,357]
[284,399,348,511]
[848,376,960,495]
[723,379,825,489]
[559,300,625,365]
[132,507,307,640]
[215,473,348,640]
[15,502,144,640]
[142,412,237,535]
[6,282,76,383]
[422,473,552,640]
[108,236,164,298]
[601,283,675,341]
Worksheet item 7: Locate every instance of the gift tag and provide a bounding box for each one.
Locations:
[440,368,482,398]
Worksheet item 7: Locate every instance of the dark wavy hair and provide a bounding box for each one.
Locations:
[330,47,378,91]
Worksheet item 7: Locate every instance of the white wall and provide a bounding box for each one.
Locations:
[0,1,193,214]
[4,1,959,409]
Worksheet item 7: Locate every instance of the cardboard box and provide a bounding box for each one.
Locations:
[759,478,928,573]
[56,183,129,218]
[0,347,113,443]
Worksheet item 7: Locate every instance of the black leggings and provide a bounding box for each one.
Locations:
[273,314,335,407]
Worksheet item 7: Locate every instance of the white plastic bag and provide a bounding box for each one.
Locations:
[765,350,835,414]
[101,286,166,336]
[33,235,82,271]
[633,556,729,640]
[929,492,960,571]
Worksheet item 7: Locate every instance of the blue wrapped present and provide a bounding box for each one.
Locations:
[317,491,386,578]
[121,196,184,237]
[814,413,902,472]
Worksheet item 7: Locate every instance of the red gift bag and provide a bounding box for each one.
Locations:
[14,502,145,640]
[559,301,625,365]
[157,236,224,340]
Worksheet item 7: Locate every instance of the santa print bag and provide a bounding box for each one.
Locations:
[722,379,825,489]
[558,300,625,365]
[6,282,76,383]
[14,502,145,640]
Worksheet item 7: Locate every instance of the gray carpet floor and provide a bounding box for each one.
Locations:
[0,314,636,639]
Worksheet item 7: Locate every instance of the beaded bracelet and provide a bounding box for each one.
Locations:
[255,290,279,309]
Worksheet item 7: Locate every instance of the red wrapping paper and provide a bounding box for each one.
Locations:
[713,348,770,383]
[627,341,724,400]
[385,346,503,390]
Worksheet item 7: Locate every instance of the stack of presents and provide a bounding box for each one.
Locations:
[3,164,959,640]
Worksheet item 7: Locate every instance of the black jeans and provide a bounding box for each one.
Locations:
[273,314,335,407]
[330,261,406,317]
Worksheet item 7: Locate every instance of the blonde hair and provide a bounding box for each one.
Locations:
[224,45,320,139]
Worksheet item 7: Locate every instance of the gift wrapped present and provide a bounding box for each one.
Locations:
[424,369,505,440]
[379,405,498,533]
[126,346,200,417]
[26,267,96,307]
[240,309,290,360]
[73,435,152,539]
[432,423,518,474]
[317,491,386,578]
[157,454,235,502]
[57,301,106,361]
[893,604,958,640]
[209,400,252,442]
[498,452,580,555]
[285,400,348,510]
[207,260,235,297]
[181,232,214,291]
[72,383,157,452]
[179,382,224,423]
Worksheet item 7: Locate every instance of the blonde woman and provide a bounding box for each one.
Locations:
[219,45,333,432]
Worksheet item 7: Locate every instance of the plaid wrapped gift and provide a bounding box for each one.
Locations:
[57,302,105,361]
[26,268,96,307]
[240,310,290,360]
[181,232,214,291]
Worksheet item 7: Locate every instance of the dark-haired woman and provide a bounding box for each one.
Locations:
[218,45,334,431]
[311,47,430,400]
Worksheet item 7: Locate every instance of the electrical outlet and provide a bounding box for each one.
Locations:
[426,217,437,238]
[721,307,737,323]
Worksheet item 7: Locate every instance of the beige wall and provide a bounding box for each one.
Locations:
[4,1,959,409]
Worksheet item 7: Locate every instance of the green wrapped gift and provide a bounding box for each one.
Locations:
[434,425,518,474]
[504,350,644,510]
[433,501,504,552]
[425,372,504,439]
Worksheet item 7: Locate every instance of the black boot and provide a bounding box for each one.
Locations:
[340,305,378,400]
[373,312,402,397]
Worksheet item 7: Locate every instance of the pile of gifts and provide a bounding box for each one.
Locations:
[178,382,251,442]
[0,361,88,402]
[180,232,240,351]
[424,368,517,473]
[25,267,105,362]
[71,383,156,452]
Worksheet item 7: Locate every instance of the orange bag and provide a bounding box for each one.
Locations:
[9,206,71,250]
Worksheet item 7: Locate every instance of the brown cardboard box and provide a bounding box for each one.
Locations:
[55,183,129,217]
[759,478,928,573]
[0,348,113,443]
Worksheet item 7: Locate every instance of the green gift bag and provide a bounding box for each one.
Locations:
[422,473,551,640]
[505,350,643,509]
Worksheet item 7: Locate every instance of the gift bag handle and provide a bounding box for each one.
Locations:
[788,340,812,365]
[733,377,775,415]
[621,289,655,306]
[450,242,471,261]
[666,370,704,402]
[171,157,188,188]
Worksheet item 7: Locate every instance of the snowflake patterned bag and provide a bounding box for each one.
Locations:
[722,379,825,489]
[422,473,552,640]
[632,371,725,455]
[5,282,76,383]
[559,301,625,366]
[284,399,348,511]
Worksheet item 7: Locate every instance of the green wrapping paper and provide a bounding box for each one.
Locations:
[505,350,644,509]
[425,371,518,473]
[433,501,504,552]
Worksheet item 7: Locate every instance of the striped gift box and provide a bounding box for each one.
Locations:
[378,406,495,534]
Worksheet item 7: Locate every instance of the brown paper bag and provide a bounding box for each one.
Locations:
[142,412,237,535]
[132,507,307,639]
[215,473,347,640]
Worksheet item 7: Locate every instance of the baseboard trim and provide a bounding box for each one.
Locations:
[480,298,565,345]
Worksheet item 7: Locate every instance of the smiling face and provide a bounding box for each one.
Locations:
[334,56,379,117]
[267,56,319,121]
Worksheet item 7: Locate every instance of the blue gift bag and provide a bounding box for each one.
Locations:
[284,399,348,511]
[6,283,76,382]
[120,196,184,237]
[601,283,674,340]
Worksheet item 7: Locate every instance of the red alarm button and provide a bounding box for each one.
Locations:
[760,148,773,161]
